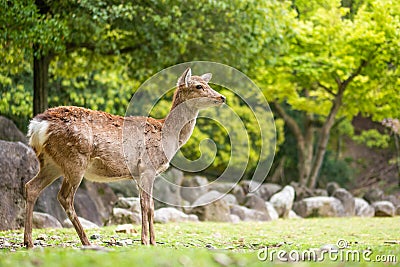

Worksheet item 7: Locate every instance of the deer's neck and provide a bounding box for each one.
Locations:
[163,102,199,157]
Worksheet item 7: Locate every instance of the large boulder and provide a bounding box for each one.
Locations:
[326,182,340,196]
[209,182,246,204]
[107,208,141,225]
[0,140,38,230]
[363,188,384,204]
[293,197,345,218]
[153,168,184,208]
[180,175,209,204]
[32,212,62,229]
[36,179,117,226]
[230,204,270,221]
[241,181,282,201]
[0,116,27,143]
[114,197,141,213]
[332,188,355,216]
[270,185,295,218]
[154,207,198,223]
[108,180,138,198]
[62,217,99,229]
[265,202,279,220]
[190,191,231,222]
[372,201,395,217]
[354,198,375,217]
[244,194,269,213]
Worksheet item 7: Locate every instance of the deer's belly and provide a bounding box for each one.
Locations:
[84,157,138,182]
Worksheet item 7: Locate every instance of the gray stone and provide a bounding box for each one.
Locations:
[209,182,246,204]
[313,189,328,197]
[32,212,62,229]
[191,191,231,222]
[0,116,27,143]
[229,214,241,223]
[115,197,141,213]
[241,181,282,201]
[372,201,395,217]
[0,140,38,230]
[363,188,384,204]
[326,182,340,196]
[354,197,375,217]
[270,185,295,218]
[293,197,345,218]
[332,188,355,216]
[230,204,270,221]
[108,180,138,198]
[244,194,269,213]
[221,194,238,205]
[180,175,209,204]
[265,202,279,220]
[36,179,117,227]
[288,210,302,219]
[107,208,141,225]
[154,207,198,223]
[396,206,400,216]
[153,168,184,208]
[62,217,99,229]
[382,195,400,207]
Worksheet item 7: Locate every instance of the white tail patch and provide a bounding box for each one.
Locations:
[28,119,50,154]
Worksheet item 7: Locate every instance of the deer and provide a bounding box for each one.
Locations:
[24,67,226,248]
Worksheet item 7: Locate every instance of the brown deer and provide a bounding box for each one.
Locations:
[24,68,226,248]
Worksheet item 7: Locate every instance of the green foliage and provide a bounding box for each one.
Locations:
[353,129,390,149]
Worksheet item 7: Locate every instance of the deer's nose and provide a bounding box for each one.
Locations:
[220,95,226,103]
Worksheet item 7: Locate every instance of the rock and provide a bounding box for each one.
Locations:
[396,206,400,216]
[0,116,27,143]
[32,212,62,229]
[241,181,282,201]
[265,202,279,220]
[153,168,184,208]
[222,194,238,205]
[115,224,137,234]
[382,195,400,207]
[229,214,241,223]
[62,217,99,229]
[288,210,302,219]
[0,140,38,230]
[191,191,231,222]
[209,182,246,204]
[108,180,139,198]
[180,175,209,204]
[293,197,345,218]
[313,189,328,197]
[326,182,340,196]
[230,205,270,221]
[372,201,395,217]
[90,233,101,240]
[107,208,141,225]
[36,179,117,227]
[154,207,198,223]
[354,198,375,217]
[332,188,355,216]
[270,185,295,218]
[115,197,141,213]
[363,188,384,204]
[244,194,269,213]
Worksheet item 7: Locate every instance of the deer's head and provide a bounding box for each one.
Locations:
[173,67,226,110]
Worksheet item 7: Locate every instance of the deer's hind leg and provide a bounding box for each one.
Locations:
[24,155,62,248]
[57,171,90,246]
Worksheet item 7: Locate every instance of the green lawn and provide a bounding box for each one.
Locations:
[0,217,399,266]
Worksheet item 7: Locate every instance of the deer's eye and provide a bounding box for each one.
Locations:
[196,85,203,90]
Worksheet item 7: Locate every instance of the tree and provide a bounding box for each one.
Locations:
[260,0,400,188]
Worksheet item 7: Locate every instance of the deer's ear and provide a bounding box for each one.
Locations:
[201,73,212,83]
[177,67,192,87]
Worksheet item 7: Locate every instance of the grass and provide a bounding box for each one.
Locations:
[0,217,399,266]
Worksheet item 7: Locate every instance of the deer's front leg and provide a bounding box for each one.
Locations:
[138,169,156,245]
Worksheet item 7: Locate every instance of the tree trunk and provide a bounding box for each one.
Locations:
[33,47,50,116]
